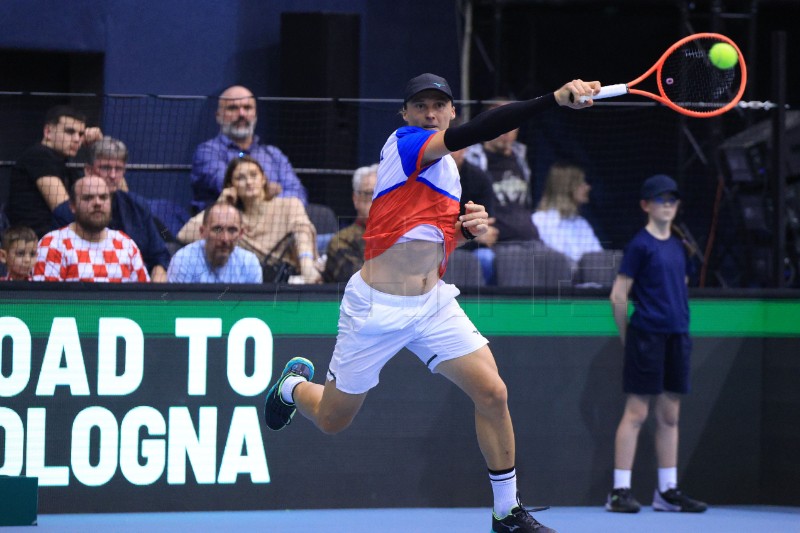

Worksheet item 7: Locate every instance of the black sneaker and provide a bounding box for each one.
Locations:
[605,487,641,513]
[653,488,708,513]
[263,357,314,431]
[491,493,557,532]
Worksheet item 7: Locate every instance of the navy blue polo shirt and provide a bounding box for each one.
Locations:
[619,228,690,333]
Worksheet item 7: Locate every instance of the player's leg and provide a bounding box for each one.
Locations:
[436,345,555,533]
[293,378,367,435]
[265,271,409,434]
[435,345,513,470]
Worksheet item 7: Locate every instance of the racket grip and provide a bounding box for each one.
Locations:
[578,84,629,103]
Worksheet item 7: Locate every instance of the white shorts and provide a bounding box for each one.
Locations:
[327,271,489,394]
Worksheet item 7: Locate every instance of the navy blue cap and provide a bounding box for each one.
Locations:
[641,174,680,200]
[404,73,453,103]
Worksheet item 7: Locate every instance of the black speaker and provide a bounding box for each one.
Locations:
[280,12,359,99]
[719,110,800,184]
[278,13,360,213]
[738,193,771,233]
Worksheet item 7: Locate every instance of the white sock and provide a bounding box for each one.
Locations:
[280,375,305,404]
[489,468,518,517]
[614,469,632,489]
[658,467,678,493]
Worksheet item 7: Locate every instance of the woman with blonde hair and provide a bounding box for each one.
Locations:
[533,162,602,263]
[177,155,321,283]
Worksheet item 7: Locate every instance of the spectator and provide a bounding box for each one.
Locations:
[8,106,102,237]
[322,164,378,282]
[33,176,150,282]
[451,146,498,284]
[53,137,171,282]
[167,202,261,283]
[533,162,602,263]
[178,156,320,284]
[464,98,539,243]
[0,226,38,281]
[190,85,307,212]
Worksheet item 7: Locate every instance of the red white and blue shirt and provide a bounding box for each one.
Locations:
[363,127,461,277]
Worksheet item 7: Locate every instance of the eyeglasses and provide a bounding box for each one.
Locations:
[95,164,125,175]
[652,194,678,205]
[209,225,240,236]
[355,190,374,198]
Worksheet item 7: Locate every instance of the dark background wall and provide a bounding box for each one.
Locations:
[0,0,460,100]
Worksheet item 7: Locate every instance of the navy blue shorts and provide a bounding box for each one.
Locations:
[623,325,692,395]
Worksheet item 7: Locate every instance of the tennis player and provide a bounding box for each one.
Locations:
[265,73,599,533]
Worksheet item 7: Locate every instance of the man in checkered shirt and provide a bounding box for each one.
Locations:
[33,176,150,283]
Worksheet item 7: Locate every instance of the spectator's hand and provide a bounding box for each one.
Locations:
[554,79,601,109]
[219,186,238,205]
[300,259,322,284]
[83,127,103,145]
[459,201,490,238]
[150,266,167,283]
[265,181,282,201]
[476,218,498,246]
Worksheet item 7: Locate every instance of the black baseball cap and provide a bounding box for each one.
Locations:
[403,73,454,103]
[641,174,680,200]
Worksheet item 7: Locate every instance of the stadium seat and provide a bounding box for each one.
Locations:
[306,202,339,254]
[494,241,574,289]
[442,248,485,287]
[573,249,624,288]
[138,196,190,240]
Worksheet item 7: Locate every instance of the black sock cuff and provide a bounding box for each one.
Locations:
[488,466,516,476]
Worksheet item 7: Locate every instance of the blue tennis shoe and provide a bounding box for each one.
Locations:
[264,357,314,431]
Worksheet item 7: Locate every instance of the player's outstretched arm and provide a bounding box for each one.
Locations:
[422,79,601,164]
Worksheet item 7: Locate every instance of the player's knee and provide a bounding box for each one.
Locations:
[474,378,508,414]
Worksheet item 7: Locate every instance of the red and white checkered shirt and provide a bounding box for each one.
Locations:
[33,226,150,283]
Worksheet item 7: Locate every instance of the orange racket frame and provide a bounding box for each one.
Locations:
[586,32,747,118]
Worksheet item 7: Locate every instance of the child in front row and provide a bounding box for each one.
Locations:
[0,226,38,281]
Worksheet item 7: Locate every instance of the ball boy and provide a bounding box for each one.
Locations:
[606,175,707,513]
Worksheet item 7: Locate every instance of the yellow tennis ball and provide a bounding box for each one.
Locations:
[709,42,738,69]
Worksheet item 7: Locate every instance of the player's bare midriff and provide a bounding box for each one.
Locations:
[359,239,443,296]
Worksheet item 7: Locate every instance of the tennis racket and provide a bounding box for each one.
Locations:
[577,32,747,118]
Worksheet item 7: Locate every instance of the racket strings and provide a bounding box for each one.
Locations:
[659,37,744,113]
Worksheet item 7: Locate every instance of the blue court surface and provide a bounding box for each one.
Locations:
[7,506,799,532]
